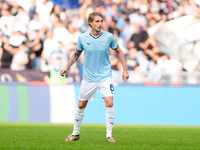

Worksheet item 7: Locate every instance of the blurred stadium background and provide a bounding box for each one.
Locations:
[0,0,200,126]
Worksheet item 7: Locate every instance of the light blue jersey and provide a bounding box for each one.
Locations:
[77,30,118,82]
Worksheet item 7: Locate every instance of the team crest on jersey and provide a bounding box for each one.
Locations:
[80,94,84,98]
[101,40,107,46]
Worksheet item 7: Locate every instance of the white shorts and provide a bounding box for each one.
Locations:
[79,78,114,101]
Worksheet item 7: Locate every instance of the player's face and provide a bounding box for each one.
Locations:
[90,15,103,32]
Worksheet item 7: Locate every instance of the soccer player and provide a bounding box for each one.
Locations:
[60,11,129,142]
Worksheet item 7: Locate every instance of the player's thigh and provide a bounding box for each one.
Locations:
[99,78,114,98]
[79,80,98,101]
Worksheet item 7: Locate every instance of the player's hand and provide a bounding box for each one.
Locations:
[122,70,129,81]
[60,67,67,76]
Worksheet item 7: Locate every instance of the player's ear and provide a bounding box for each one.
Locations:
[88,21,92,27]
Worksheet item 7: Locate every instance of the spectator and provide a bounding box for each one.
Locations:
[27,30,43,70]
[152,46,163,56]
[71,14,85,32]
[64,0,81,20]
[94,1,107,17]
[50,5,66,25]
[29,0,36,20]
[125,48,139,70]
[113,29,127,54]
[7,0,32,13]
[160,12,168,21]
[50,15,61,30]
[130,64,151,83]
[123,15,135,47]
[10,42,29,71]
[140,37,157,59]
[0,9,15,37]
[44,56,69,85]
[110,4,125,32]
[137,52,150,72]
[1,2,10,11]
[129,8,147,27]
[167,6,179,20]
[166,0,179,10]
[57,23,81,64]
[13,6,29,34]
[129,24,148,51]
[140,0,148,15]
[27,13,43,40]
[35,0,53,26]
[40,30,59,72]
[0,35,13,68]
[161,54,183,74]
[53,19,69,45]
[148,53,163,82]
[151,12,162,23]
[79,0,93,21]
[65,23,80,46]
[148,17,158,27]
[150,0,160,13]
[125,0,135,15]
[182,0,191,15]
[104,0,113,14]
[9,30,26,48]
[108,17,121,36]
[15,6,29,27]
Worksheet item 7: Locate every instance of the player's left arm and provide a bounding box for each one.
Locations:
[115,46,129,81]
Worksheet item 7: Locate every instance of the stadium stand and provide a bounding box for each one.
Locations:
[1,0,200,84]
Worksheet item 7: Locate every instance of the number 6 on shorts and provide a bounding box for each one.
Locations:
[110,84,114,92]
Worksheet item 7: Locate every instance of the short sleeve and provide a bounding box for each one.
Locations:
[76,36,84,51]
[110,35,119,50]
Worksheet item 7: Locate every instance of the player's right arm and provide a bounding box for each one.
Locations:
[60,50,82,76]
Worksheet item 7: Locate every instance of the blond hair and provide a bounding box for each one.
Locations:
[88,11,104,27]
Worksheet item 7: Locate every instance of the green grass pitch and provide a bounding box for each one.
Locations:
[0,123,200,150]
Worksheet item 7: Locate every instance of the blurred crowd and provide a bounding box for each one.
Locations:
[1,0,200,83]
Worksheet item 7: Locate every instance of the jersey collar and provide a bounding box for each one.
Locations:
[89,31,103,39]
